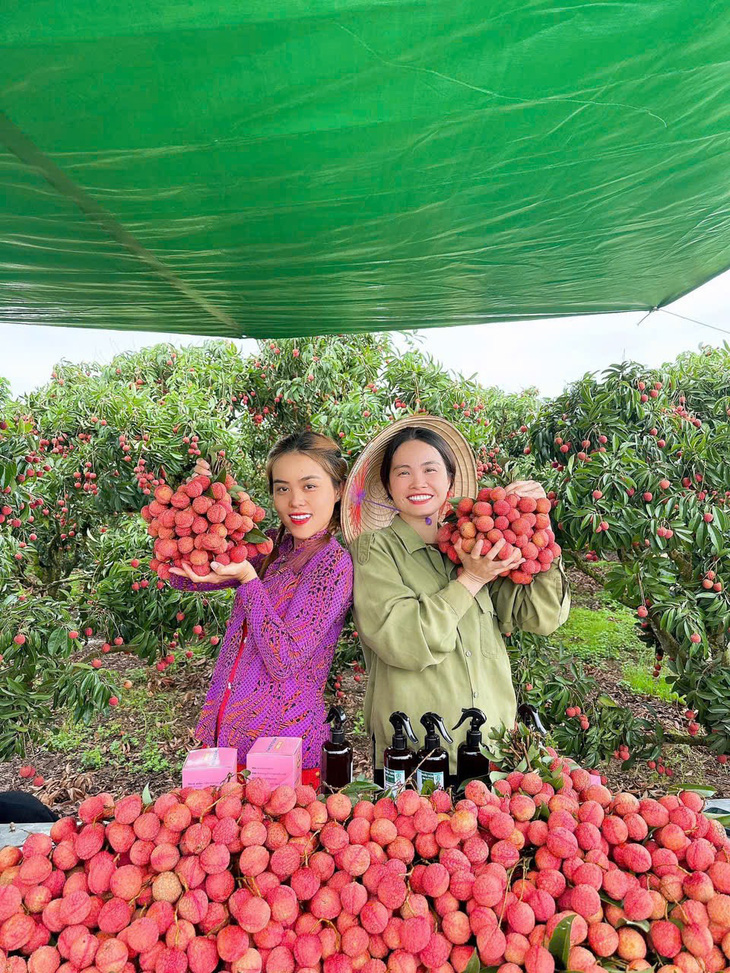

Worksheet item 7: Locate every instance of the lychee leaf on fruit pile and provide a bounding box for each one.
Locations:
[535,802,551,822]
[462,954,482,973]
[625,919,652,933]
[462,953,478,973]
[244,527,268,545]
[667,783,715,798]
[598,891,622,908]
[141,783,153,805]
[454,775,489,798]
[546,913,575,968]
[705,810,730,830]
[339,778,382,799]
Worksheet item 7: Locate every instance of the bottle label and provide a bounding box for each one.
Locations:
[384,766,407,792]
[416,768,445,792]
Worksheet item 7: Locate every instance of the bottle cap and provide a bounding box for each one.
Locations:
[324,705,348,744]
[389,711,417,749]
[453,707,487,748]
[420,712,453,752]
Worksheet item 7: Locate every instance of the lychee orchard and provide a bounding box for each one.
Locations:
[0,337,728,767]
[3,749,730,973]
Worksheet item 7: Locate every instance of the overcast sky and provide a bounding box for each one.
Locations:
[2,269,728,400]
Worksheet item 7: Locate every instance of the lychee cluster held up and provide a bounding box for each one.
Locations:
[141,473,270,580]
[438,488,561,584]
[3,752,730,973]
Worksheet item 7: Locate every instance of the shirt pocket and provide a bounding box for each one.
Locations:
[475,598,503,659]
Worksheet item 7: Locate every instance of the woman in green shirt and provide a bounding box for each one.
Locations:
[341,416,570,786]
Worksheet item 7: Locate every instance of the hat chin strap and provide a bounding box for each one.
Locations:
[367,498,399,514]
[436,491,454,527]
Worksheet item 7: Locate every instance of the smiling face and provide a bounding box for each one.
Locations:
[387,439,452,526]
[271,451,341,545]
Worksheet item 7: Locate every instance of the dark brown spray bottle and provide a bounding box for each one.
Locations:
[321,705,353,792]
[383,711,418,792]
[415,712,453,792]
[453,707,490,785]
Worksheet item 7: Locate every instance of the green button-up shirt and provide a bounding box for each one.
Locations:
[350,515,570,772]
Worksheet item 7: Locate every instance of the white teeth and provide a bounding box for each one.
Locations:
[408,495,432,501]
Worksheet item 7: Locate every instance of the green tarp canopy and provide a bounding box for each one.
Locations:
[2,1,730,339]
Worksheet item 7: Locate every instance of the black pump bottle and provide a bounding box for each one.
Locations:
[383,712,418,792]
[453,707,490,784]
[415,712,453,792]
[321,705,353,792]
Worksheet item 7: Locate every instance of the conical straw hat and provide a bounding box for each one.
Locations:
[341,415,478,546]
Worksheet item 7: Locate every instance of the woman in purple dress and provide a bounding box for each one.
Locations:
[169,432,352,788]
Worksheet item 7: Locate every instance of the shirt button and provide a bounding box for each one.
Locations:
[473,691,479,699]
[465,651,472,658]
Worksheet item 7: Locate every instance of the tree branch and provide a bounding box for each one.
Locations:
[661,732,710,747]
[564,550,606,585]
[667,549,694,583]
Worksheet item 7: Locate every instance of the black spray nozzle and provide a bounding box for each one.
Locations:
[420,712,454,751]
[389,711,418,747]
[517,703,548,737]
[452,707,487,747]
[325,705,348,743]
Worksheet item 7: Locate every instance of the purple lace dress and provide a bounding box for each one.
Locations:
[170,530,353,769]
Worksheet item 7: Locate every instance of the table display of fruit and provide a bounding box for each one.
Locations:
[438,488,561,584]
[141,469,271,580]
[2,742,729,973]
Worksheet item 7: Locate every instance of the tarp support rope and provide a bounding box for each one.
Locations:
[658,309,730,339]
[0,111,240,333]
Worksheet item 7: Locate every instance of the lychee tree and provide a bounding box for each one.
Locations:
[0,335,538,759]
[230,334,541,470]
[7,330,729,767]
[528,345,730,753]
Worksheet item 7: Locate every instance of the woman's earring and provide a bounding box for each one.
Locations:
[437,490,454,526]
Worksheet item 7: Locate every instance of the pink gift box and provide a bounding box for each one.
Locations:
[246,736,302,789]
[182,747,238,789]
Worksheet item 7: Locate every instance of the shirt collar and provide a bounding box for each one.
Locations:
[390,514,431,553]
[281,526,331,554]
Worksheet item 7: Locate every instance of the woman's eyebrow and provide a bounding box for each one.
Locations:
[272,474,323,484]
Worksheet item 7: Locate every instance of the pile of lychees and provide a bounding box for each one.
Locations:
[2,748,730,973]
[438,487,561,584]
[141,472,270,580]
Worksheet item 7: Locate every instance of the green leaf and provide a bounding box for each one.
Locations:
[463,950,480,973]
[596,694,619,708]
[141,783,153,805]
[47,627,69,655]
[705,811,730,827]
[625,919,651,933]
[340,778,383,797]
[547,914,575,969]
[668,784,715,798]
[599,891,622,908]
[244,527,268,544]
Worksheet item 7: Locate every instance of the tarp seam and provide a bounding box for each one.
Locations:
[0,111,240,335]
